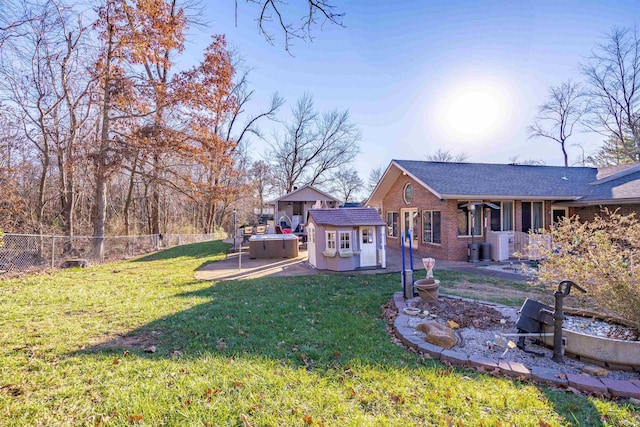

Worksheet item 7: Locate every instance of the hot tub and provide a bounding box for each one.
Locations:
[248,234,299,259]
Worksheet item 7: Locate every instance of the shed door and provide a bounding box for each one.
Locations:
[359,227,376,267]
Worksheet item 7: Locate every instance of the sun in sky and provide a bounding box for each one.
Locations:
[430,77,515,145]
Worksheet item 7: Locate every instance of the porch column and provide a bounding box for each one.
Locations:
[380,226,386,268]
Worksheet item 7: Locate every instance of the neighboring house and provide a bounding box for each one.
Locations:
[307,208,387,271]
[366,160,640,261]
[272,185,342,232]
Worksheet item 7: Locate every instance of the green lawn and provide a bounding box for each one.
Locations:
[0,241,637,426]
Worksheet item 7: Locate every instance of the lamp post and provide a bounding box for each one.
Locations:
[233,208,237,250]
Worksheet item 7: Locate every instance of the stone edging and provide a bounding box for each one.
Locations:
[391,292,640,400]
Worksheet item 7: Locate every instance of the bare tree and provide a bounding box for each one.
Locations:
[425,149,469,162]
[247,159,275,219]
[0,1,70,237]
[582,27,640,162]
[508,156,545,166]
[366,165,384,194]
[241,0,344,52]
[528,80,586,167]
[268,93,360,194]
[330,169,363,203]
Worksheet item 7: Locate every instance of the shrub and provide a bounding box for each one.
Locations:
[531,209,640,327]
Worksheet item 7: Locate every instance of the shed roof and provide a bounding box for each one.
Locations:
[307,208,386,227]
[273,184,342,204]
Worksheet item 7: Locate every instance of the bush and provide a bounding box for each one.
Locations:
[532,209,640,327]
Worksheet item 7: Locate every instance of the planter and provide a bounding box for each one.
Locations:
[540,311,640,367]
[415,279,440,300]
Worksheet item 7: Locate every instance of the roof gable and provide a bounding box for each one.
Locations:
[275,185,342,204]
[307,208,386,227]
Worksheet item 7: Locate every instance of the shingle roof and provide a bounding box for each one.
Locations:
[596,162,640,179]
[394,160,598,198]
[308,208,386,226]
[272,184,341,204]
[578,169,640,202]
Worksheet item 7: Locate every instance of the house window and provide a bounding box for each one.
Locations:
[403,183,414,204]
[362,228,373,244]
[326,231,336,250]
[308,225,315,244]
[457,202,483,237]
[522,201,544,233]
[422,210,441,244]
[386,212,398,237]
[339,231,351,250]
[489,201,514,231]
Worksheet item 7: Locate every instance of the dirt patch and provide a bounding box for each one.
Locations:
[414,298,504,329]
[91,332,157,350]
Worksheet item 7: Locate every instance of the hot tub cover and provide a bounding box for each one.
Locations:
[249,234,299,241]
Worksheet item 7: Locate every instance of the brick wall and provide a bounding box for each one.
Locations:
[569,204,640,221]
[382,175,471,261]
[381,175,560,261]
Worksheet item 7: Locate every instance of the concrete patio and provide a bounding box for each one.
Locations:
[194,239,530,282]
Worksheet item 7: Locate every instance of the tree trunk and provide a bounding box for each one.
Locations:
[93,168,107,259]
[92,18,116,260]
[123,155,138,236]
[150,153,160,235]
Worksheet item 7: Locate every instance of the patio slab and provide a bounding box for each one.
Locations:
[195,239,530,281]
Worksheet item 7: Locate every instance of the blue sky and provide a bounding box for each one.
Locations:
[186,1,640,181]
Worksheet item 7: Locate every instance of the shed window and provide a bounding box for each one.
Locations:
[326,231,336,250]
[362,228,373,244]
[339,231,351,250]
[308,225,315,243]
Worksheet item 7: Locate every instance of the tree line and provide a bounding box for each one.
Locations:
[0,0,359,255]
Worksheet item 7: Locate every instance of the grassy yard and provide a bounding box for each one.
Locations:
[0,241,637,426]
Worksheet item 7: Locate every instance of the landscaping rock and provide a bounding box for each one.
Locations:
[416,321,458,349]
[581,365,610,377]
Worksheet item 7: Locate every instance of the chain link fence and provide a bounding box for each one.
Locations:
[0,231,228,275]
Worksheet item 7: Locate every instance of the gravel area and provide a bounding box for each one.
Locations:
[404,296,640,381]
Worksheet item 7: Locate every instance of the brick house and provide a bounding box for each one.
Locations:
[366,160,640,261]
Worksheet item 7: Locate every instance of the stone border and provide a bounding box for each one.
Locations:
[391,292,640,400]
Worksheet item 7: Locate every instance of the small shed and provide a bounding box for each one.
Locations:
[272,185,342,233]
[307,208,387,272]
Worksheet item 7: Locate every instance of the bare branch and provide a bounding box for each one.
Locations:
[528,80,586,167]
[241,0,344,52]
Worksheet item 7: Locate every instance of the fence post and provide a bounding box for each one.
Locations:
[51,236,55,268]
